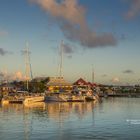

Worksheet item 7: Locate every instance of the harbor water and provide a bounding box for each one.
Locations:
[0,98,140,140]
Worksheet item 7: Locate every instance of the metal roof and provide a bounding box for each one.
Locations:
[46,77,72,86]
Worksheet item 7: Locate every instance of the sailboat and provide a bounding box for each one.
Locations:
[45,40,74,102]
[45,41,95,102]
[1,42,45,105]
[23,42,45,104]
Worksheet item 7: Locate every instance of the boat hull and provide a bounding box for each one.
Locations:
[85,96,95,101]
[45,95,67,102]
[23,96,45,104]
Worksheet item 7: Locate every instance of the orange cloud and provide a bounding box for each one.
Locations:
[112,77,120,83]
[30,0,117,48]
[30,0,86,27]
[14,71,26,81]
[126,0,140,19]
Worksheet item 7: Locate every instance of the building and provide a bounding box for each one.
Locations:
[46,77,72,93]
[0,83,17,93]
[73,78,91,93]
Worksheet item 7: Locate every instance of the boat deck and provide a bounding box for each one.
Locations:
[1,96,44,105]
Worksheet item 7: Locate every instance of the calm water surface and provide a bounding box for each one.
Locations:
[0,98,140,140]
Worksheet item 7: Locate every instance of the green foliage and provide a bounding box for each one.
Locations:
[29,81,46,93]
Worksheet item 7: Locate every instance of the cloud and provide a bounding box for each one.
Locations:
[30,0,117,48]
[0,71,26,82]
[0,71,11,82]
[67,55,72,59]
[30,0,86,26]
[0,48,12,56]
[0,31,8,37]
[63,43,74,54]
[123,69,134,74]
[102,74,107,77]
[112,77,120,83]
[58,42,74,58]
[14,71,26,81]
[60,22,117,48]
[126,0,140,19]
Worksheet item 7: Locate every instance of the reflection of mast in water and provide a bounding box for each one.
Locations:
[23,107,33,140]
[45,102,96,120]
[91,101,96,126]
[22,102,46,140]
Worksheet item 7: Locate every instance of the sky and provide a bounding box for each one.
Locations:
[0,0,140,85]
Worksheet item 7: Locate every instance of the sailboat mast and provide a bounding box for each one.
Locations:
[25,44,29,91]
[24,42,33,91]
[59,40,63,77]
[92,66,94,83]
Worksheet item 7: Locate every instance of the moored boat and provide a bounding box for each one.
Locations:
[67,95,85,102]
[1,93,45,105]
[45,92,74,102]
[23,96,45,104]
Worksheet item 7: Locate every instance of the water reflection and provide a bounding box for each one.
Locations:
[24,101,96,120]
[0,101,96,140]
[46,101,96,120]
[0,101,97,124]
[1,98,140,140]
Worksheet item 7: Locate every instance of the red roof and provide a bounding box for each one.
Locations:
[87,82,93,87]
[93,83,97,86]
[73,78,88,85]
[73,78,98,87]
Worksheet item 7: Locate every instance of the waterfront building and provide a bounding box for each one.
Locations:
[0,83,17,93]
[73,78,94,93]
[46,77,72,93]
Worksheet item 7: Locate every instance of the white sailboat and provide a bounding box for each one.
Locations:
[23,42,44,104]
